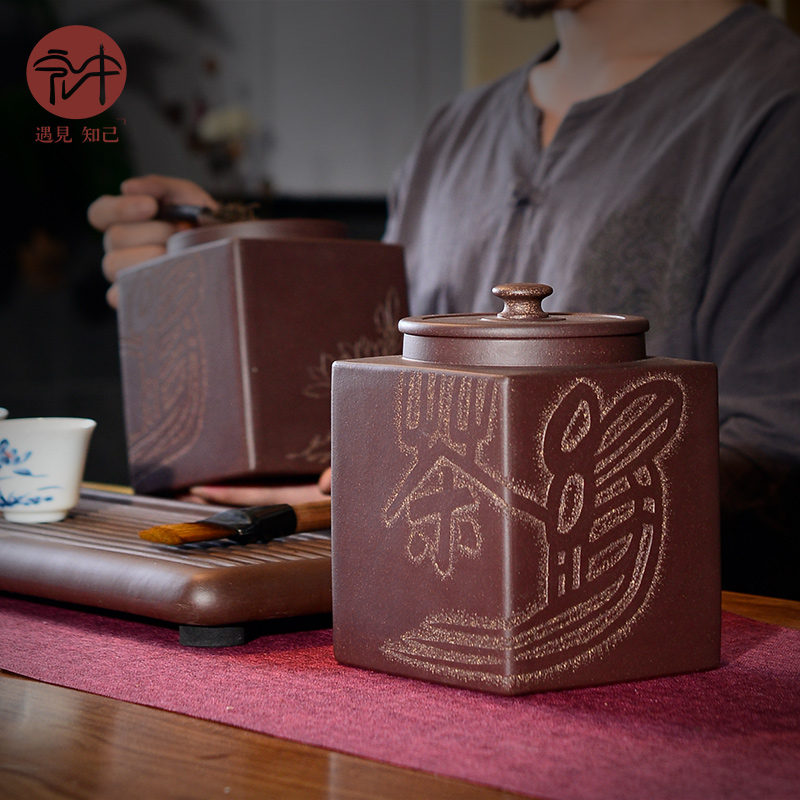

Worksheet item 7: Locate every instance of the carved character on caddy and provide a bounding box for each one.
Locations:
[288,288,404,466]
[380,371,686,688]
[121,261,208,482]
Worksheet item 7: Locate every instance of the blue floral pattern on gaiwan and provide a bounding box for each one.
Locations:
[0,438,60,509]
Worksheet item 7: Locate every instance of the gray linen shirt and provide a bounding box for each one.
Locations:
[384,5,800,479]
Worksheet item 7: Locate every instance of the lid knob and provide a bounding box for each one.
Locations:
[493,283,553,320]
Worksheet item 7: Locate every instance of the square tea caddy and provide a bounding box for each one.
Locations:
[331,284,720,695]
[116,219,406,494]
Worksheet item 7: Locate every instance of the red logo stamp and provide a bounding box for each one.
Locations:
[26,25,126,120]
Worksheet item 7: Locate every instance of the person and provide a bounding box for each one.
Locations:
[88,0,800,598]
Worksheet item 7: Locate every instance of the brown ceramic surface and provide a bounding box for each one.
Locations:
[167,218,348,253]
[0,489,332,626]
[332,283,720,695]
[400,283,649,366]
[116,224,407,494]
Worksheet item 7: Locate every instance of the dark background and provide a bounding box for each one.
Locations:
[1,0,454,484]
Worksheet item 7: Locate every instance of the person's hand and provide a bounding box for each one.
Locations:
[87,174,217,308]
[184,468,332,507]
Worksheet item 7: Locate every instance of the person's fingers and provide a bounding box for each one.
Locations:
[101,244,167,284]
[172,492,208,505]
[317,468,332,495]
[88,175,217,232]
[90,175,217,309]
[188,483,331,507]
[106,283,119,309]
[121,174,216,207]
[102,219,177,253]
[88,193,159,231]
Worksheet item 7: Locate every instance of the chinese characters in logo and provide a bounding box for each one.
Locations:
[34,122,124,145]
[26,25,127,120]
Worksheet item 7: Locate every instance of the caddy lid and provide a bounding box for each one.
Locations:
[399,284,649,367]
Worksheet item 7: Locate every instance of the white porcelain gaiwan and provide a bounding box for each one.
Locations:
[0,417,96,523]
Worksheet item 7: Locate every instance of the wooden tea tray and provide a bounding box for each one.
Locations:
[0,489,331,645]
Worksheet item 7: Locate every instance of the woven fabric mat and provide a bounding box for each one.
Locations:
[1,593,798,800]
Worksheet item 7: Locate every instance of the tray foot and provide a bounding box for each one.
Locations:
[179,624,249,647]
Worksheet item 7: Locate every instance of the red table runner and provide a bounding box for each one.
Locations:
[1,593,798,800]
